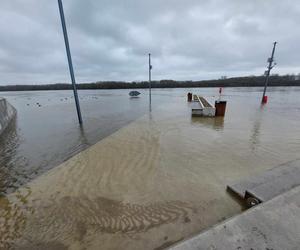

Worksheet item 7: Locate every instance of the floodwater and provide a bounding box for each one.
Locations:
[1,87,300,249]
[0,89,157,194]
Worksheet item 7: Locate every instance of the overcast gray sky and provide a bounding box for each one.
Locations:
[0,0,300,85]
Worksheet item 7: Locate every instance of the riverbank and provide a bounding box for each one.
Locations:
[1,75,300,92]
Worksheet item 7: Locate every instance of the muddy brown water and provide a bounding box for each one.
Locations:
[1,87,300,249]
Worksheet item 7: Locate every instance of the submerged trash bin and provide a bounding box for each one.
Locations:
[215,101,227,116]
[187,92,193,102]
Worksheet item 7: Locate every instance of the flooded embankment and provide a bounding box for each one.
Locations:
[0,98,16,136]
[1,87,300,249]
[0,89,155,194]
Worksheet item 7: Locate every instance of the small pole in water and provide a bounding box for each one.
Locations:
[148,53,152,106]
[57,0,83,124]
[262,42,277,104]
[219,87,223,101]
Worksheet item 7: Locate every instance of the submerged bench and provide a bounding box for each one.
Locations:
[170,185,300,250]
[227,159,300,206]
[191,96,215,117]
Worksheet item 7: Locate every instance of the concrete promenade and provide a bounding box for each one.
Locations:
[171,185,300,250]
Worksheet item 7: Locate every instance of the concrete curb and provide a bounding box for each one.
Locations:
[0,98,17,136]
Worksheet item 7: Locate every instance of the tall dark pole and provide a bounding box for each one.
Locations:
[58,0,83,124]
[262,42,277,104]
[149,53,152,105]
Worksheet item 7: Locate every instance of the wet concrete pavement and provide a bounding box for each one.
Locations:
[171,185,300,250]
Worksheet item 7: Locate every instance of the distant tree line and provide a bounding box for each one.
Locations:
[1,74,300,92]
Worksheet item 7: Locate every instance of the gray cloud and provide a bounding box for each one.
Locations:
[0,0,300,85]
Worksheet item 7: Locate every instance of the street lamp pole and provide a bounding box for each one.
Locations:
[58,0,83,124]
[149,53,152,105]
[262,42,277,104]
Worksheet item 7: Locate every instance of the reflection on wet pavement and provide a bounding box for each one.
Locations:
[0,118,30,194]
[191,116,224,130]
